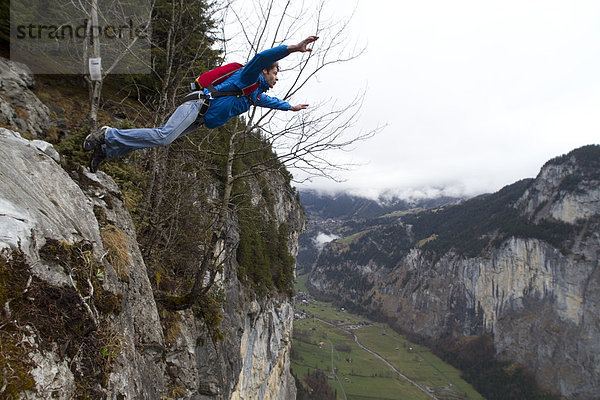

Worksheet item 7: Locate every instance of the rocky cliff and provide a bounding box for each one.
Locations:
[0,59,304,399]
[308,146,600,399]
[0,58,50,138]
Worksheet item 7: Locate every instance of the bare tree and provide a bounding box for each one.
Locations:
[133,0,226,260]
[49,0,155,127]
[84,0,154,128]
[221,0,380,181]
[168,0,381,309]
[10,1,153,127]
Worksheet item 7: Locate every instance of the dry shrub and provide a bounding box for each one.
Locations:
[100,225,130,282]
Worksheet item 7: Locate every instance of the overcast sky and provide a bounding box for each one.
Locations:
[277,0,600,199]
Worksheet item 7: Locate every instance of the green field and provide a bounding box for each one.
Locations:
[292,277,484,400]
[336,229,374,245]
[295,273,310,292]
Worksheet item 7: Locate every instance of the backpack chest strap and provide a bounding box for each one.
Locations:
[208,81,259,98]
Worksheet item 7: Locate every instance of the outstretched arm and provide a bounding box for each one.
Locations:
[241,36,319,84]
[255,96,308,112]
[241,36,320,85]
[287,36,319,54]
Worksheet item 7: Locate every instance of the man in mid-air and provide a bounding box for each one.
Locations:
[83,36,319,172]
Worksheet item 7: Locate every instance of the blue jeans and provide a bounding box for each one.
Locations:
[104,98,205,158]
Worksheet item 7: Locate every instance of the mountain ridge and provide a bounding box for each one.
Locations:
[296,189,462,274]
[305,144,600,399]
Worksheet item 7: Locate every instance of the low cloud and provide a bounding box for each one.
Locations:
[312,232,339,250]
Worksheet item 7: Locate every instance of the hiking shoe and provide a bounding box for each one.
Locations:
[83,126,109,152]
[89,145,106,173]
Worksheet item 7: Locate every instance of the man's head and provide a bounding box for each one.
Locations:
[261,62,279,89]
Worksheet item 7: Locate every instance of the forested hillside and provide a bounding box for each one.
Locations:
[297,190,460,274]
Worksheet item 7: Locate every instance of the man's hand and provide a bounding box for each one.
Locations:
[290,104,309,111]
[288,36,319,53]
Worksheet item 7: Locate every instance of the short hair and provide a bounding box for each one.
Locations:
[266,61,280,72]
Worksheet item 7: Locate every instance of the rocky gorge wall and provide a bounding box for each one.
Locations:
[0,57,304,399]
[308,149,600,399]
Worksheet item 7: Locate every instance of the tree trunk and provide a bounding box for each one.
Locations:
[187,130,239,302]
[88,80,102,130]
[87,0,101,129]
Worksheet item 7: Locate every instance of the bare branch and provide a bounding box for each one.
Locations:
[154,0,376,310]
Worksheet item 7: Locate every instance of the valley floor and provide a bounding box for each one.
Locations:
[292,275,484,400]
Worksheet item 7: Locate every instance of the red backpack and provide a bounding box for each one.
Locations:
[191,63,259,97]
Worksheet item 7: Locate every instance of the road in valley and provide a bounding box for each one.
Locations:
[314,316,438,400]
[348,330,438,399]
[327,338,348,400]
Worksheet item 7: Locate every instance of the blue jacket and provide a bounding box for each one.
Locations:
[203,45,292,129]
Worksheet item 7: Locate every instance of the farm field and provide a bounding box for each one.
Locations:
[292,275,484,400]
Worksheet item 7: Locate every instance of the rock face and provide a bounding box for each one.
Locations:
[308,146,600,399]
[516,149,600,225]
[0,59,50,138]
[0,127,303,398]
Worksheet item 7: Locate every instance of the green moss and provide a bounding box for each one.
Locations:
[96,290,123,315]
[0,340,36,395]
[54,125,146,219]
[193,292,226,344]
[101,160,147,216]
[55,126,94,168]
[0,248,36,395]
[155,290,226,345]
[39,238,123,316]
[93,205,109,227]
[5,239,126,397]
[0,246,119,397]
[164,293,193,308]
[160,308,183,346]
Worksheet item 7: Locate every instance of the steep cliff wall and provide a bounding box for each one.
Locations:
[0,67,303,399]
[308,146,600,399]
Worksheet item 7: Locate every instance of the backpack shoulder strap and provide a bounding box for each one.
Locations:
[209,81,259,98]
